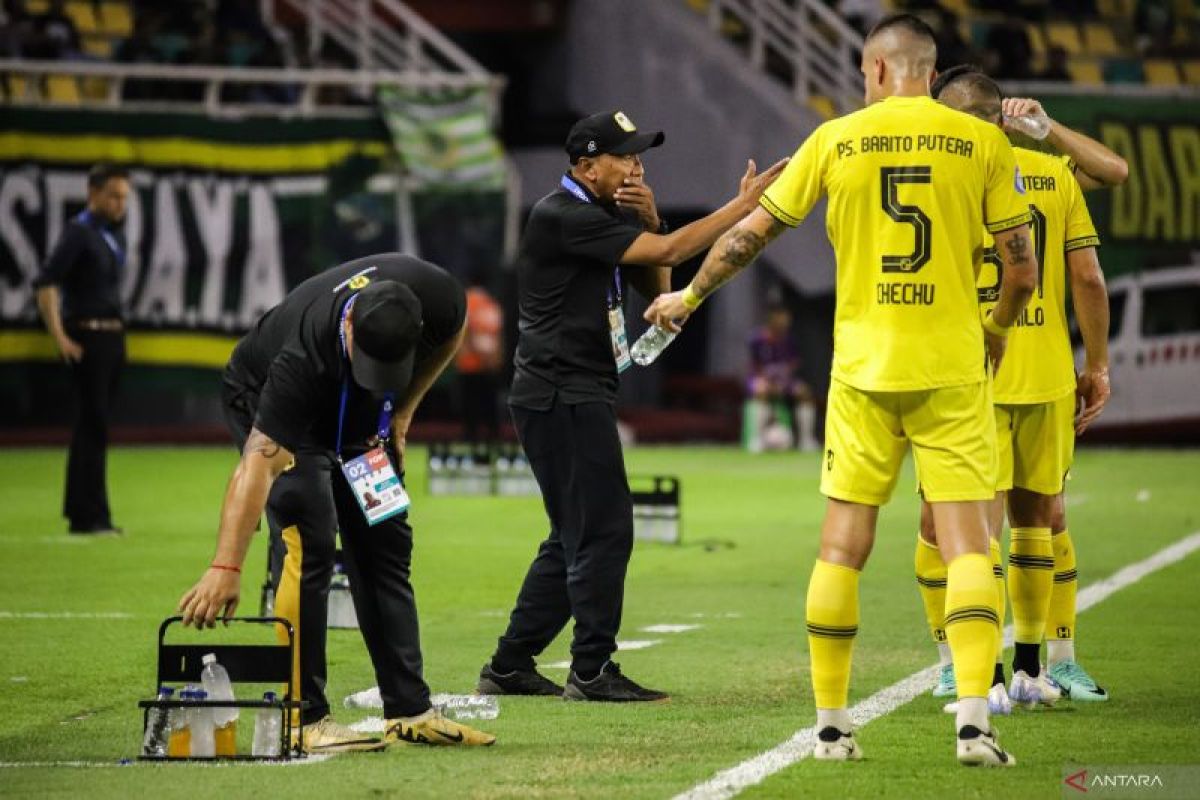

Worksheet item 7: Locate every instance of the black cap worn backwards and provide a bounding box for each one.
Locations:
[348,280,423,393]
[565,110,665,163]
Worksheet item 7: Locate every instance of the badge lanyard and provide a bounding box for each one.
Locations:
[335,293,409,523]
[78,210,125,267]
[561,174,631,372]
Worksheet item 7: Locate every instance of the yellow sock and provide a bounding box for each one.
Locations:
[806,559,860,709]
[990,537,1006,660]
[1007,526,1053,645]
[1045,530,1078,664]
[914,534,947,645]
[945,553,1000,698]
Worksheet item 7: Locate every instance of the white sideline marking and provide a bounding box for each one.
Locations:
[1136,489,1152,502]
[641,624,702,634]
[618,639,662,651]
[0,618,132,623]
[542,661,571,670]
[675,531,1200,800]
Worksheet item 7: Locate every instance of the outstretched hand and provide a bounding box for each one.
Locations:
[178,568,241,628]
[737,158,789,205]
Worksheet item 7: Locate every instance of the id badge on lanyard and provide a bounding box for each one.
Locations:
[561,174,631,374]
[335,296,411,524]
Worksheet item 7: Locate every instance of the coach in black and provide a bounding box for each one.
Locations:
[178,253,495,750]
[33,164,130,535]
[477,111,786,701]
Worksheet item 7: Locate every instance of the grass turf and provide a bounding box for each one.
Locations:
[0,445,1197,799]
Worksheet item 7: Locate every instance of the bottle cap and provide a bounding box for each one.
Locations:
[202,653,217,666]
[194,689,208,699]
[159,686,175,697]
[262,691,277,702]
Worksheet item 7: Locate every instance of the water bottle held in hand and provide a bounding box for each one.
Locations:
[1005,112,1050,140]
[252,691,282,757]
[141,686,174,757]
[630,325,678,366]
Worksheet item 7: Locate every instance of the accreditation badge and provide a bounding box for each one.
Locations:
[340,446,410,525]
[608,305,632,373]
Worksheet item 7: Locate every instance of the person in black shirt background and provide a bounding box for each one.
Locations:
[178,254,496,751]
[477,111,786,702]
[34,163,130,536]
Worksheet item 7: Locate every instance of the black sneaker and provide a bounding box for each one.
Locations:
[476,662,563,696]
[563,661,669,703]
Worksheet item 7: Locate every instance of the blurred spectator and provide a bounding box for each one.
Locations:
[455,275,505,442]
[744,304,817,453]
[838,0,885,37]
[1135,0,1175,55]
[25,0,81,60]
[984,18,1034,80]
[932,5,975,71]
[1035,45,1071,81]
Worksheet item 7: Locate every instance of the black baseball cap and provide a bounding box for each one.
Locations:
[348,280,423,393]
[565,110,665,163]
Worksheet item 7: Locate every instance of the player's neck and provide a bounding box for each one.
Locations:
[884,80,930,100]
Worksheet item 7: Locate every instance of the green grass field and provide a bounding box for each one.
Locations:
[1,445,1198,799]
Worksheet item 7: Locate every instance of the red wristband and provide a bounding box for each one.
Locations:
[210,563,241,573]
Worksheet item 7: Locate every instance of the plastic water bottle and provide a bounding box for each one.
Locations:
[1005,112,1051,140]
[167,688,192,758]
[186,687,216,757]
[252,691,282,757]
[141,686,174,757]
[431,693,499,720]
[200,653,238,756]
[630,325,678,366]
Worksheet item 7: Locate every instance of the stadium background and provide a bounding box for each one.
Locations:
[3,0,1197,445]
[0,0,1199,797]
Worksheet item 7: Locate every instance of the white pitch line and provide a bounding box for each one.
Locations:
[675,530,1200,800]
[641,624,702,634]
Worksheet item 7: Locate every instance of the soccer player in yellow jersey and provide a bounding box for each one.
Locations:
[913,66,1121,713]
[646,14,1037,766]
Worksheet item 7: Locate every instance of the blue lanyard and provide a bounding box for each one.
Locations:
[561,174,622,307]
[334,294,395,458]
[78,210,125,267]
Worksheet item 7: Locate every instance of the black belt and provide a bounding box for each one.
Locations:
[69,318,123,332]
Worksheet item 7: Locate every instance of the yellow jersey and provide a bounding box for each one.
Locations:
[761,95,1032,391]
[977,149,1100,404]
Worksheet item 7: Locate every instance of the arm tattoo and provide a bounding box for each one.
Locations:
[1003,231,1031,265]
[693,219,786,299]
[244,430,281,460]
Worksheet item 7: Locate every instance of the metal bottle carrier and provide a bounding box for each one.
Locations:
[137,616,307,761]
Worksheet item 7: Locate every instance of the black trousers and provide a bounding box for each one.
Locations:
[223,387,430,722]
[459,371,500,442]
[492,399,634,676]
[63,327,125,529]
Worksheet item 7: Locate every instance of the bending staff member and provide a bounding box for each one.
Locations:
[179,253,495,751]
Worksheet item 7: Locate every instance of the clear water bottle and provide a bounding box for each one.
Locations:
[252,691,282,757]
[343,685,383,709]
[327,565,358,629]
[186,687,216,757]
[630,325,678,366]
[1005,112,1051,140]
[141,686,174,757]
[167,688,193,757]
[431,693,500,720]
[200,653,238,755]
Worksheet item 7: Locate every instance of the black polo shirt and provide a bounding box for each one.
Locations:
[223,254,465,455]
[33,210,126,322]
[509,174,646,410]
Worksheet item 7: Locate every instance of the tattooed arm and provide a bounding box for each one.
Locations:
[179,427,294,627]
[644,207,788,330]
[984,224,1038,372]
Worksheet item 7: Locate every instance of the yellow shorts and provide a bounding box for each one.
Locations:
[994,392,1076,495]
[821,378,997,506]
